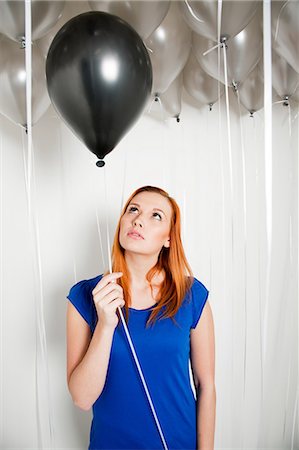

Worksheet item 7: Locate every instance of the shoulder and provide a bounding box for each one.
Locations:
[68,273,103,293]
[184,276,210,329]
[184,276,209,300]
[191,276,209,296]
[66,274,103,330]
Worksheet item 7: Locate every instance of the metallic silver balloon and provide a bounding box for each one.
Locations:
[238,62,263,114]
[145,2,192,94]
[292,87,299,104]
[179,0,258,42]
[272,51,299,99]
[183,52,223,105]
[0,35,50,127]
[36,1,91,58]
[193,11,262,87]
[89,0,170,39]
[272,0,299,74]
[0,0,65,42]
[160,73,183,119]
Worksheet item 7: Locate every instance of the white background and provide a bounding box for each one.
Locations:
[1,88,298,449]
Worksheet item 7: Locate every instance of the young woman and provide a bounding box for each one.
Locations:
[66,185,216,450]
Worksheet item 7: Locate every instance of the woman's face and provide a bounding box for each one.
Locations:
[119,191,173,258]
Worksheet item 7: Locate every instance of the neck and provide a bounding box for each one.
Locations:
[124,252,161,288]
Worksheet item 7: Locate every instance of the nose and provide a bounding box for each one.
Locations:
[133,216,143,227]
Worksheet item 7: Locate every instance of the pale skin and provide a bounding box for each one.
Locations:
[67,191,216,450]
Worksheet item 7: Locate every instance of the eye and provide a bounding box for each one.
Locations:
[128,206,138,213]
[153,212,162,220]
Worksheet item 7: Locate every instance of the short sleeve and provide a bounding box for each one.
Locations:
[191,279,209,329]
[66,279,94,328]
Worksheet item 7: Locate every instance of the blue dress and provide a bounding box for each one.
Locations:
[67,274,209,450]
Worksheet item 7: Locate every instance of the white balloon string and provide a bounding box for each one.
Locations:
[283,349,292,440]
[93,178,105,270]
[103,167,168,450]
[147,96,156,114]
[291,386,298,450]
[120,146,128,215]
[262,0,272,381]
[236,91,248,405]
[25,1,54,447]
[222,42,234,268]
[184,0,204,23]
[202,42,221,57]
[222,41,236,426]
[57,120,78,283]
[95,200,105,267]
[0,122,3,445]
[288,103,292,137]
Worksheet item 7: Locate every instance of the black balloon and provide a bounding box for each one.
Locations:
[46,12,152,161]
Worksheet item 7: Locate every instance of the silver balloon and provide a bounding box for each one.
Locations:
[272,0,299,74]
[238,62,263,114]
[183,52,223,105]
[160,73,183,119]
[0,0,65,42]
[36,1,91,58]
[179,0,258,42]
[272,51,299,100]
[145,2,192,94]
[89,0,170,39]
[193,11,262,87]
[292,88,299,104]
[0,35,51,127]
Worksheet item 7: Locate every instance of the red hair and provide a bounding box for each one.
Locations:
[107,186,193,327]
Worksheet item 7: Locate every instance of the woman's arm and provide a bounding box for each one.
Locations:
[190,300,216,450]
[67,303,115,410]
[67,272,124,411]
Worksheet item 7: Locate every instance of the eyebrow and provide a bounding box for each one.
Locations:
[128,202,167,218]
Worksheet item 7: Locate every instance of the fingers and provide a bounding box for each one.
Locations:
[92,272,123,296]
[94,288,123,308]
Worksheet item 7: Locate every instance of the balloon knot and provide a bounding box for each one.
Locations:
[19,37,26,49]
[154,94,159,102]
[96,160,105,167]
[176,115,180,123]
[283,95,289,107]
[249,111,254,118]
[220,35,228,49]
[209,103,213,111]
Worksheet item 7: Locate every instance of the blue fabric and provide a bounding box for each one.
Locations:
[67,275,209,450]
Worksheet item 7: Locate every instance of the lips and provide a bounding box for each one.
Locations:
[127,229,144,239]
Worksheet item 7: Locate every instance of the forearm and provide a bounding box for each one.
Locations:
[196,385,216,450]
[68,323,115,410]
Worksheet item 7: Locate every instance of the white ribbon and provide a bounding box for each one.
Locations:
[25,0,54,447]
[262,0,272,374]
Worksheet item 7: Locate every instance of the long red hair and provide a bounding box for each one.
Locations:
[107,186,193,327]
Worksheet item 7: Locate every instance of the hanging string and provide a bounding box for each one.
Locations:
[262,0,272,385]
[291,386,298,450]
[236,90,249,450]
[56,120,78,283]
[235,90,249,402]
[103,164,168,450]
[25,0,54,447]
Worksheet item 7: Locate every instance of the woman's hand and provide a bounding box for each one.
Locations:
[91,272,125,330]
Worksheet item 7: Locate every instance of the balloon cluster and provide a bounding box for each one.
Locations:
[0,0,298,161]
[0,0,65,128]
